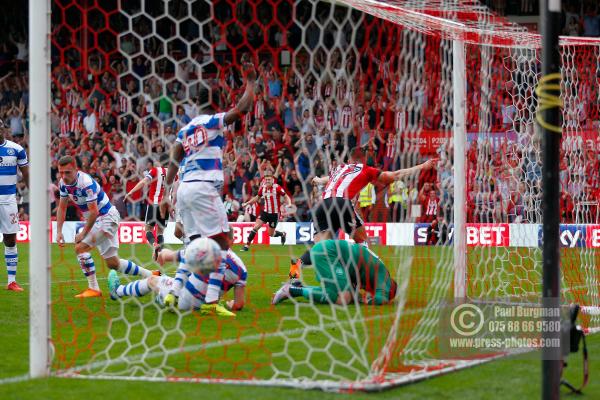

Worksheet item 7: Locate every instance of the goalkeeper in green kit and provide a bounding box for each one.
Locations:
[272,240,398,306]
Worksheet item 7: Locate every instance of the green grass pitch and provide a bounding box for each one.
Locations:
[0,243,599,399]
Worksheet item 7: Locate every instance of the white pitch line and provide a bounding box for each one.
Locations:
[0,374,30,385]
[59,307,424,376]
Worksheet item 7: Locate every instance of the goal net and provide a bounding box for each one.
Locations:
[43,0,600,391]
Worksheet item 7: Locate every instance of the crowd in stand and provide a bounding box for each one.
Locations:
[1,1,599,226]
[489,0,600,36]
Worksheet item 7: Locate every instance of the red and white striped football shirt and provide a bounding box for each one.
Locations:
[326,109,338,131]
[60,114,70,136]
[386,133,398,158]
[70,113,81,133]
[254,99,265,120]
[66,91,78,108]
[245,202,259,217]
[323,82,332,98]
[244,112,252,130]
[340,105,352,130]
[314,114,325,132]
[312,84,319,99]
[336,79,346,102]
[258,182,287,214]
[322,164,381,200]
[395,109,406,132]
[144,166,167,205]
[119,95,128,113]
[425,197,439,216]
[98,102,107,119]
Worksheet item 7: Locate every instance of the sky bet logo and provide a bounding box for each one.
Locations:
[296,223,315,244]
[546,225,600,248]
[414,223,454,245]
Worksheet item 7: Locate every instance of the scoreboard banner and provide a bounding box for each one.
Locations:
[12,221,600,248]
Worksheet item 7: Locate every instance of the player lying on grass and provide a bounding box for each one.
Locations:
[56,156,159,298]
[240,170,292,252]
[273,239,397,306]
[288,149,437,280]
[108,238,246,316]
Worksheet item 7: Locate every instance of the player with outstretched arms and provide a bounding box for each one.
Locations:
[240,170,292,251]
[288,148,437,279]
[0,119,28,292]
[273,239,397,306]
[124,154,170,260]
[56,156,158,298]
[107,238,246,316]
[159,59,256,314]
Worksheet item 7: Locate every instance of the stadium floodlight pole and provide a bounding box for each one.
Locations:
[452,37,467,300]
[538,1,562,399]
[29,0,51,378]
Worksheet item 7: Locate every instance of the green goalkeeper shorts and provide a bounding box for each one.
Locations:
[311,240,354,303]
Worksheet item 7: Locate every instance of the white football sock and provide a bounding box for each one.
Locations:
[77,252,100,290]
[119,259,152,277]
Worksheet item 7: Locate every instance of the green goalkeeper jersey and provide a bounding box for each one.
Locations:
[310,240,397,305]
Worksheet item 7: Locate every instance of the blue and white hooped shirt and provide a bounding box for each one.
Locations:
[176,113,226,183]
[59,171,113,216]
[0,140,28,204]
[182,249,248,303]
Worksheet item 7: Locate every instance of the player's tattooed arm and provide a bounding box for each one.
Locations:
[228,286,245,311]
[125,176,151,201]
[165,143,184,186]
[378,158,439,184]
[19,165,29,187]
[161,143,184,218]
[242,195,260,208]
[56,196,69,246]
[285,194,293,207]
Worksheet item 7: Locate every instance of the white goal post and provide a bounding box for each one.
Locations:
[29,0,51,379]
[452,37,467,300]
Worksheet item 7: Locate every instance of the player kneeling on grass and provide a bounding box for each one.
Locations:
[272,240,397,306]
[108,238,246,316]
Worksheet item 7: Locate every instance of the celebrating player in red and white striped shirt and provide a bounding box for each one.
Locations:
[419,184,439,223]
[289,147,437,279]
[125,154,170,259]
[241,171,292,252]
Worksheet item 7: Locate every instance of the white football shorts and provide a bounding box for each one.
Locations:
[153,275,176,307]
[82,206,120,258]
[0,202,19,234]
[177,181,229,239]
[177,287,202,311]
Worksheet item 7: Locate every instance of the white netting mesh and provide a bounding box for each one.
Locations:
[48,0,600,391]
